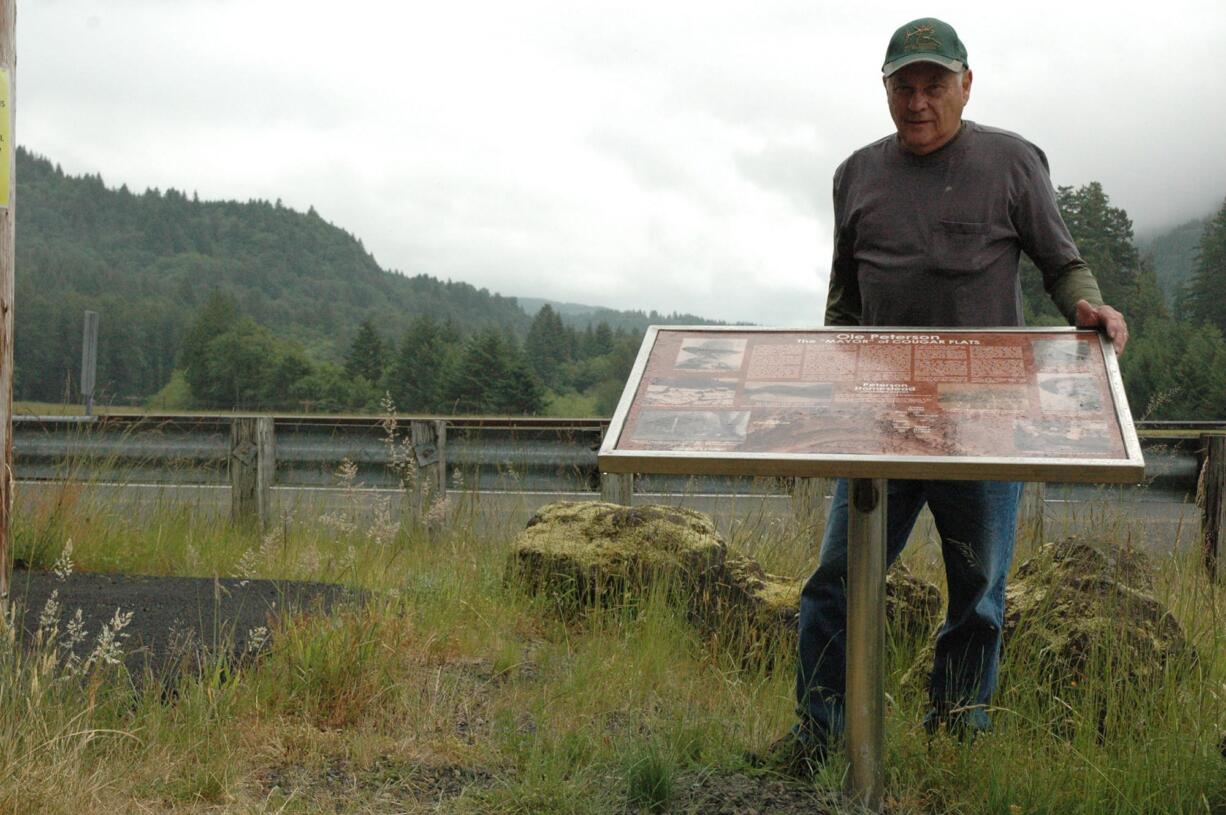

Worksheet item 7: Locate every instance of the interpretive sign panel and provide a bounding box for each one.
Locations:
[599,327,1144,483]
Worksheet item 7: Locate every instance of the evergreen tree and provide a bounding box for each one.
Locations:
[180,290,240,402]
[1058,182,1140,309]
[491,350,546,415]
[592,321,615,356]
[344,320,387,385]
[1125,259,1169,336]
[525,304,569,388]
[1020,181,1140,320]
[439,328,544,415]
[197,319,279,409]
[440,329,507,414]
[1187,197,1226,334]
[385,315,447,412]
[1122,319,1226,419]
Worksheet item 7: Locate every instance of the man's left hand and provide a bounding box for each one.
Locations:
[1074,300,1129,356]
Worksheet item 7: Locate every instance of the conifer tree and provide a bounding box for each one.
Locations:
[1126,259,1169,336]
[386,315,447,412]
[1020,181,1140,320]
[440,328,544,415]
[344,320,387,385]
[525,304,569,388]
[180,290,240,402]
[1187,197,1226,334]
[1058,182,1140,309]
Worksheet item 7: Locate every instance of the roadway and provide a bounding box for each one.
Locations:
[16,479,1202,555]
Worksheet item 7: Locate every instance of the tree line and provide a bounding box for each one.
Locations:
[12,144,1226,419]
[1020,183,1226,420]
[174,293,641,416]
[12,147,531,405]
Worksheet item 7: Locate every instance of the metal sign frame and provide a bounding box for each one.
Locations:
[599,325,1144,484]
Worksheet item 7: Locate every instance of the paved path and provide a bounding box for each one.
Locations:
[6,569,354,681]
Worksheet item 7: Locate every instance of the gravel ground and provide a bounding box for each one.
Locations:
[669,771,839,815]
[6,567,357,680]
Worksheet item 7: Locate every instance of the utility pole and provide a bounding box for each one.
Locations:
[0,0,14,604]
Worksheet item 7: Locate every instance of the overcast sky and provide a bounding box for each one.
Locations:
[17,0,1226,325]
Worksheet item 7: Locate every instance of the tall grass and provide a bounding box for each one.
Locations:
[1,460,1223,813]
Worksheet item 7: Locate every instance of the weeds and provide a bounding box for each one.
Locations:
[1,461,1223,813]
[624,741,675,813]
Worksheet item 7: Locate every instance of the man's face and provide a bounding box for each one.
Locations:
[884,63,972,155]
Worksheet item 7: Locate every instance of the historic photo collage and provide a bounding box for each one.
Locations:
[616,330,1127,460]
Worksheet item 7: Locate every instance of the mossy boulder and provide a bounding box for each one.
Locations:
[903,536,1190,698]
[1002,537,1190,685]
[509,501,943,657]
[699,553,802,659]
[509,502,728,607]
[886,562,943,641]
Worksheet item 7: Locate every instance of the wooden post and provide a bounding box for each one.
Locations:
[81,310,98,416]
[600,472,633,505]
[1200,435,1226,580]
[0,0,14,605]
[410,420,447,521]
[230,417,275,529]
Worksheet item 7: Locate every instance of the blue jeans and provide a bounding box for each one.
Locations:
[796,478,1023,736]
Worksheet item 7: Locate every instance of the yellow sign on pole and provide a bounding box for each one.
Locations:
[0,67,8,208]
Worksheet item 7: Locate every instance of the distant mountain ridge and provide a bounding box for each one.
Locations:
[515,296,728,332]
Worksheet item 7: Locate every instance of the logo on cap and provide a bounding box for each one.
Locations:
[903,24,941,53]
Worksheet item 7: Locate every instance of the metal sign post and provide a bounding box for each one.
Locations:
[599,326,1145,813]
[845,477,887,810]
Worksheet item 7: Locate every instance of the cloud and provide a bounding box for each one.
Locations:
[14,0,1226,327]
[588,126,695,194]
[734,140,827,216]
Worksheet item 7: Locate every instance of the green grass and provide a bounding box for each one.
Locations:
[1,474,1224,814]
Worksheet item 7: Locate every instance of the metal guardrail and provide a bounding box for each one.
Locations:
[11,413,1221,496]
[14,414,610,492]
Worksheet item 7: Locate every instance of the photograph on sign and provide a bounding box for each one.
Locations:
[599,327,1144,482]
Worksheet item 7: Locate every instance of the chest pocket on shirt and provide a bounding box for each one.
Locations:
[931,219,991,274]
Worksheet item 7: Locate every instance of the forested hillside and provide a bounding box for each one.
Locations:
[1140,217,1208,308]
[1016,185,1226,420]
[14,148,529,404]
[12,146,1226,419]
[13,149,691,415]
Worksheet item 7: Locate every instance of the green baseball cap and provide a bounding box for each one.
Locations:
[882,17,968,76]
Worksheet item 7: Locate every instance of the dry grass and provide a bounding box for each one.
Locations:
[1,469,1223,814]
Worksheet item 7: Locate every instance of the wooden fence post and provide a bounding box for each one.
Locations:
[1200,435,1226,580]
[0,2,14,605]
[410,420,447,522]
[600,473,633,506]
[230,417,275,529]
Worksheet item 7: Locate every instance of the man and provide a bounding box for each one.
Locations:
[772,17,1129,772]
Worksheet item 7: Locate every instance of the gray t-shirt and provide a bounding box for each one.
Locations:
[824,121,1083,328]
